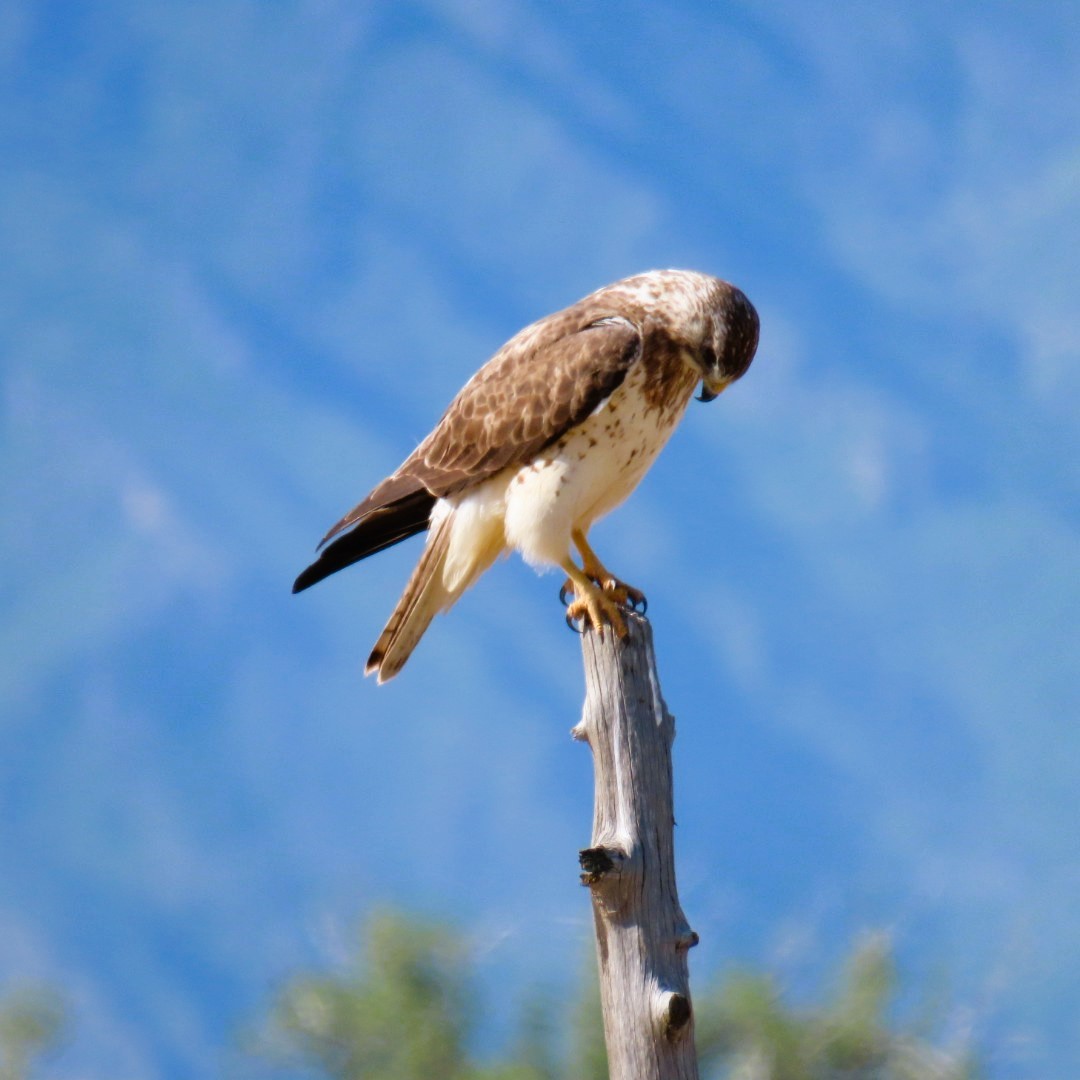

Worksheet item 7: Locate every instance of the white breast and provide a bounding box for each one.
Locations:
[500,358,697,569]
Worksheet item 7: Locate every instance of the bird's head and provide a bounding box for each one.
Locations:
[695,283,760,402]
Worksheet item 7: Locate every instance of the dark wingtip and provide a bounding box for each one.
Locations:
[292,565,320,594]
[291,487,438,596]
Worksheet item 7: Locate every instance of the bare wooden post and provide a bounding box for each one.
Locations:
[572,613,700,1080]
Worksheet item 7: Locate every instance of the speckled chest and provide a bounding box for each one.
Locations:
[511,345,699,528]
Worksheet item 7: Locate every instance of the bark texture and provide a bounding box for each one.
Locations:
[573,613,699,1080]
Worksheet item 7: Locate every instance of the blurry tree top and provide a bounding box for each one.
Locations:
[0,986,66,1080]
[253,913,978,1080]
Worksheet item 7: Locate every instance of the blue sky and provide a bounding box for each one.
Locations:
[1,1,1078,1076]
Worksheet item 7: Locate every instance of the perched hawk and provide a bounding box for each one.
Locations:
[294,269,759,682]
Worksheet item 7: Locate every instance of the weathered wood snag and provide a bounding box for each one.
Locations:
[573,613,699,1080]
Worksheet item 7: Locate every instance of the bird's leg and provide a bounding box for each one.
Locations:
[570,529,647,613]
[559,557,628,639]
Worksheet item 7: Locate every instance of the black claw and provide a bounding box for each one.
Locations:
[636,595,648,615]
[559,583,572,608]
[565,611,584,634]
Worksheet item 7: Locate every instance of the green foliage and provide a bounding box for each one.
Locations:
[0,986,66,1080]
[258,911,473,1080]
[566,958,607,1080]
[694,932,979,1080]
[254,915,979,1080]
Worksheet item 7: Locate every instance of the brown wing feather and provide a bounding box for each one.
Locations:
[317,473,429,548]
[322,304,641,544]
[399,308,641,496]
[295,300,642,592]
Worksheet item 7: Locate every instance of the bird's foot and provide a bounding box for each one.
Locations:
[560,576,647,616]
[577,548,648,615]
[598,577,648,615]
[563,581,629,639]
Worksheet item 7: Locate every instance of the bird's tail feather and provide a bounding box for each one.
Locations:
[366,509,502,683]
[365,516,455,683]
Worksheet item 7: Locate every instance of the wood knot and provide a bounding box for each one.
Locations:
[662,992,692,1040]
[578,845,617,885]
[676,928,700,952]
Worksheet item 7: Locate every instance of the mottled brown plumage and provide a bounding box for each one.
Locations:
[294,270,759,681]
[320,307,641,540]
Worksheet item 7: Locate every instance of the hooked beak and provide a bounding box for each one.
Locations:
[695,374,729,403]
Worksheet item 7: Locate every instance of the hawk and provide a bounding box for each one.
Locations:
[294,269,759,682]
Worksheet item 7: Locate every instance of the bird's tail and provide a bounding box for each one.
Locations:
[365,509,501,683]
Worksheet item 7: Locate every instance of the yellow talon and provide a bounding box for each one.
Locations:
[599,578,647,612]
[565,583,629,639]
[572,529,647,613]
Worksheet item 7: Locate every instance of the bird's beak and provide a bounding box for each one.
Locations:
[695,373,729,403]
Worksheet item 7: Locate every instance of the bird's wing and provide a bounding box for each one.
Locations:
[292,483,435,593]
[292,310,642,595]
[324,310,642,545]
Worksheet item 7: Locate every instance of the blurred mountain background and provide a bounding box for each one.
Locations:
[1,2,1077,1076]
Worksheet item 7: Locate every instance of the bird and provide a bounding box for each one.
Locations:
[293,269,759,683]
